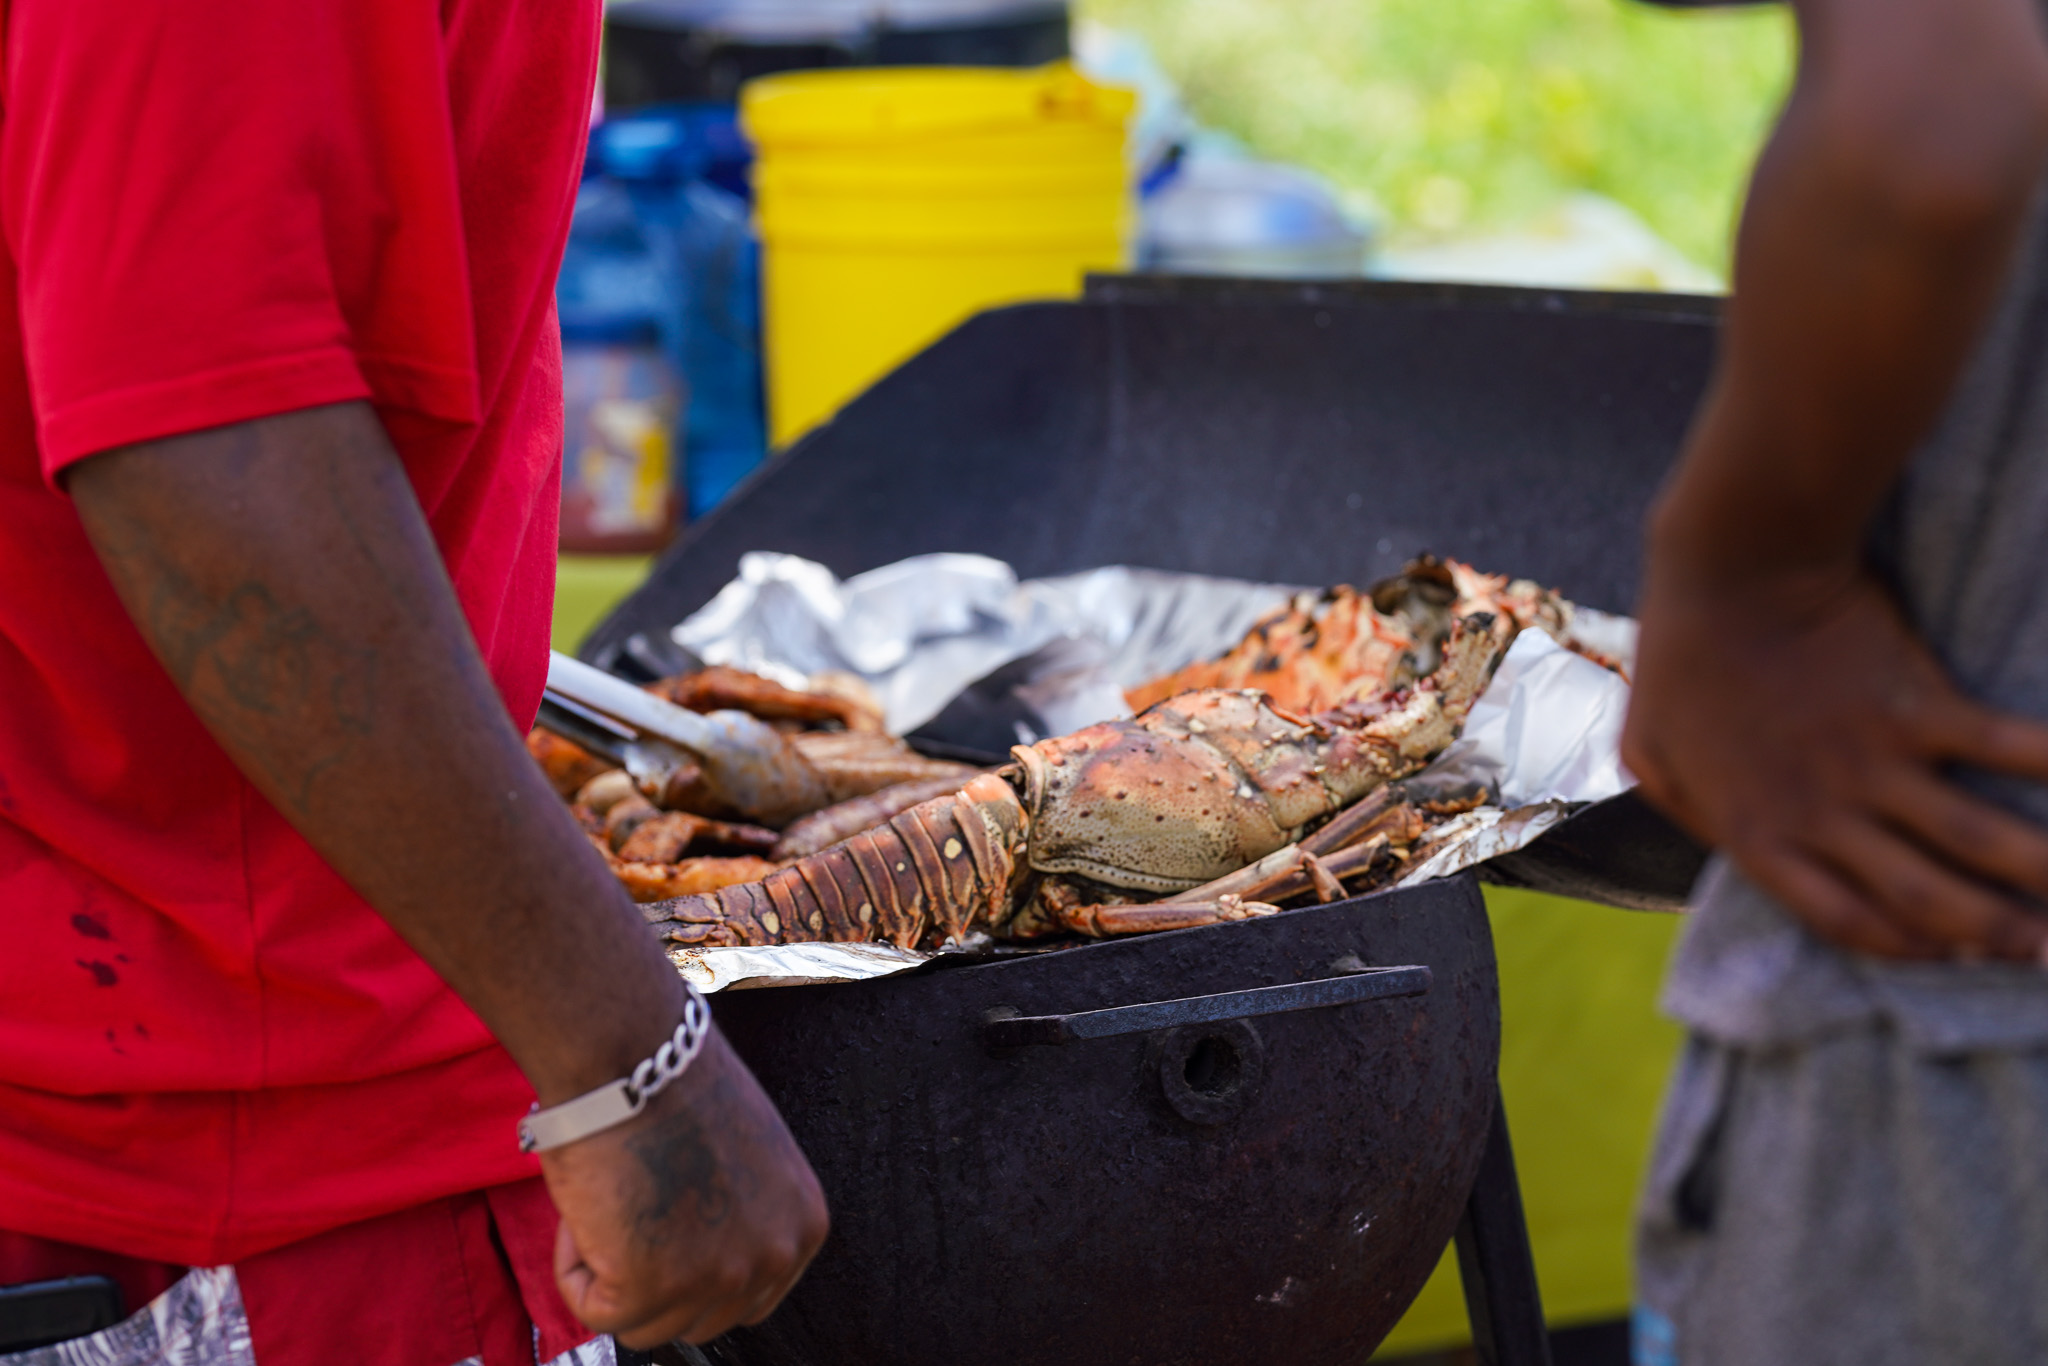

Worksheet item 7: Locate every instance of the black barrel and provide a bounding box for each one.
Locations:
[707,875,1501,1366]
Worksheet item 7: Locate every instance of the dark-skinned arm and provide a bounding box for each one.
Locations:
[66,402,827,1346]
[1623,0,2048,960]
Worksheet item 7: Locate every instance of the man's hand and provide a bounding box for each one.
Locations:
[66,404,827,1337]
[1625,555,2048,962]
[1624,0,2048,959]
[544,1031,828,1348]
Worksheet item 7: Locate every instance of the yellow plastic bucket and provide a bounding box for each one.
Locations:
[743,63,1134,446]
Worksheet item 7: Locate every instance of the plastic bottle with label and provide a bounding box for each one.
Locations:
[590,112,768,520]
[556,177,685,553]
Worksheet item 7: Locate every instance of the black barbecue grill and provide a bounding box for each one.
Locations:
[585,277,1718,1366]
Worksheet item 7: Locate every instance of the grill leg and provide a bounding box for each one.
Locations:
[1454,1085,1553,1366]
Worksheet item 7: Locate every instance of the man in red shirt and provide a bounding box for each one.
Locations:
[0,0,826,1360]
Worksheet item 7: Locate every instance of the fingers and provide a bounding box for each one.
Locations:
[601,1272,744,1350]
[617,1299,736,1351]
[1736,778,2048,964]
[553,1208,740,1347]
[1873,769,2048,901]
[1819,816,2048,962]
[1744,840,1942,960]
[681,1214,825,1341]
[1628,564,2048,962]
[1921,693,2048,785]
[612,1253,789,1350]
[567,1233,759,1349]
[564,1217,821,1350]
[552,1217,605,1326]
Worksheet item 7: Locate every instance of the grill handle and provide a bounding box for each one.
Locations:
[981,964,1431,1048]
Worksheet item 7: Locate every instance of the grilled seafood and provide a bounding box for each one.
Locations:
[601,791,661,848]
[537,677,964,811]
[648,665,884,733]
[1151,780,1487,912]
[643,610,1515,950]
[574,769,640,819]
[1125,584,1418,715]
[770,773,980,862]
[617,811,780,862]
[613,856,781,905]
[533,662,979,903]
[532,665,884,805]
[1126,555,1596,714]
[528,728,613,799]
[789,730,979,802]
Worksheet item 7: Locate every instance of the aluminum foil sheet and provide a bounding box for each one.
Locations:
[671,940,930,993]
[672,551,1304,737]
[1418,625,1633,808]
[670,554,1637,992]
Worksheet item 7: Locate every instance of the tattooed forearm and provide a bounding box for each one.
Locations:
[76,477,381,816]
[68,401,694,1104]
[159,581,379,814]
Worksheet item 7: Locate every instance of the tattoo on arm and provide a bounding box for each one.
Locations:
[78,482,382,818]
[628,1075,739,1245]
[161,582,379,814]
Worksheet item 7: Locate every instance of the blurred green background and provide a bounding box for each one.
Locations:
[1076,0,1794,274]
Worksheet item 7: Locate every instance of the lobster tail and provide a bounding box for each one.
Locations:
[647,774,1029,951]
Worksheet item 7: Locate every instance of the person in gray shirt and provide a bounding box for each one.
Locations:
[1623,0,2048,1360]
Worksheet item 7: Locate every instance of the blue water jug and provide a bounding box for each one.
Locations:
[588,111,768,520]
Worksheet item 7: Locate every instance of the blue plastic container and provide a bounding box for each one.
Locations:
[584,109,769,520]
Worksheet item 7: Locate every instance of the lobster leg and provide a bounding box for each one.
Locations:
[1301,782,1422,856]
[1054,894,1280,937]
[1207,840,1387,907]
[1153,782,1423,910]
[1300,850,1347,904]
[1137,798,1417,912]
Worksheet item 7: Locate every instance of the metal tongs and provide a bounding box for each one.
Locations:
[539,652,828,826]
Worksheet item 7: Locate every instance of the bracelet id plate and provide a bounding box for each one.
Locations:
[518,1079,641,1154]
[516,991,711,1154]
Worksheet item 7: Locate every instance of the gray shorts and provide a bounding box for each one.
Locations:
[1634,1029,2048,1366]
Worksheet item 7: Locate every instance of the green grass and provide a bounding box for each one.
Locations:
[1078,0,1795,273]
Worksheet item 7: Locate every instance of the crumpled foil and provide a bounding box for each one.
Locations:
[672,551,1303,738]
[669,940,929,992]
[1416,625,1633,808]
[667,554,1636,992]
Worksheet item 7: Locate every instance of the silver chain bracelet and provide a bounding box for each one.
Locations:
[517,987,713,1154]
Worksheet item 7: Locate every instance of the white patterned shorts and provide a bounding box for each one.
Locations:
[0,1269,616,1366]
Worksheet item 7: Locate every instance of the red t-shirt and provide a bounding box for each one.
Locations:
[0,0,596,1264]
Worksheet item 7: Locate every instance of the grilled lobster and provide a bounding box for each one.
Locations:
[643,610,1516,950]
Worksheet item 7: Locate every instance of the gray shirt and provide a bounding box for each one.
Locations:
[1664,188,2048,1054]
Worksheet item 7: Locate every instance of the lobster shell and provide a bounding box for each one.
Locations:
[652,774,1028,950]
